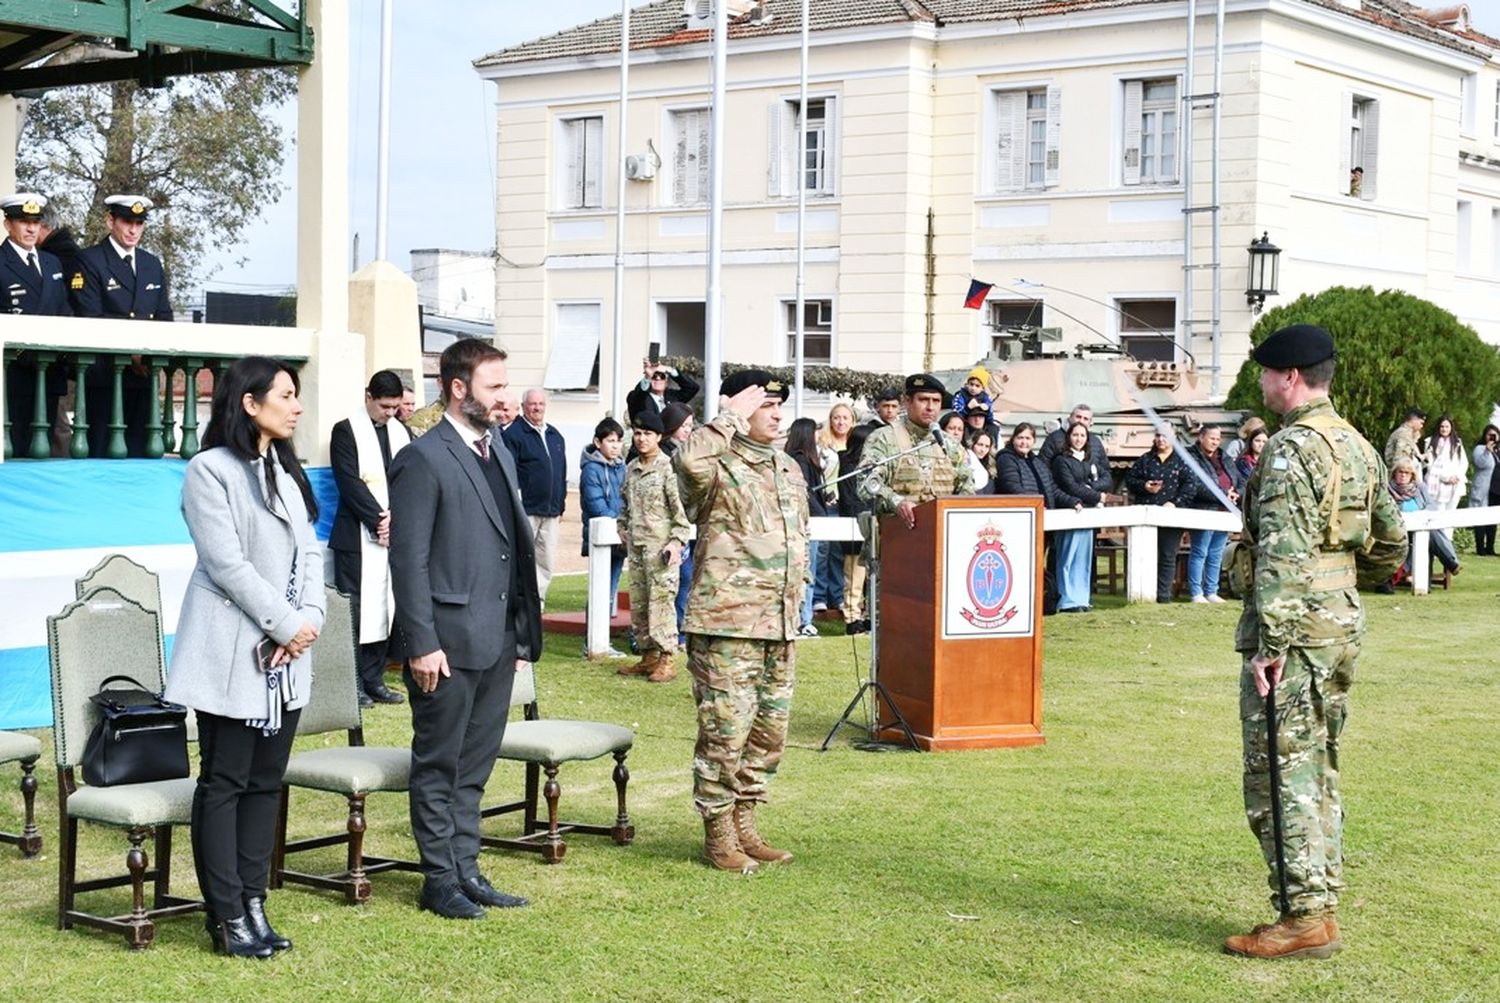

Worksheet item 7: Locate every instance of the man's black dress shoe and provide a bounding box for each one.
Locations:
[419,881,486,920]
[358,691,375,709]
[461,875,529,909]
[245,896,292,952]
[366,684,405,705]
[218,915,275,958]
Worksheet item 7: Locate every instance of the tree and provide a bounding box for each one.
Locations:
[17,66,295,298]
[1226,286,1500,446]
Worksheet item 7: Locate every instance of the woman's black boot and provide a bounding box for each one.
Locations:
[245,896,292,952]
[220,915,274,958]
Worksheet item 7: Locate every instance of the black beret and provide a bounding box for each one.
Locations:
[661,402,693,436]
[905,373,947,396]
[631,410,665,435]
[1251,324,1336,370]
[720,368,790,401]
[875,386,901,403]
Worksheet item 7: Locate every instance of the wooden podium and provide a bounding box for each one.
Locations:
[875,496,1045,750]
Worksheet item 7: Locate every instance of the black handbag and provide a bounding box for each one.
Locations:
[81,675,190,787]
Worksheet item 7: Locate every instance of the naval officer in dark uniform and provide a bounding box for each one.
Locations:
[2,193,72,457]
[70,194,172,458]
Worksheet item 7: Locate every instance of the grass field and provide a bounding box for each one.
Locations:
[2,565,1499,1002]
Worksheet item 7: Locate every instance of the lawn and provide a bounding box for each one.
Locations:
[2,565,1498,1001]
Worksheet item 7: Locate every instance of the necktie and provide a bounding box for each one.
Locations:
[124,252,135,275]
[475,436,489,461]
[27,252,39,278]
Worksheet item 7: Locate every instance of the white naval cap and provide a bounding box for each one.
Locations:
[1,193,47,219]
[104,194,155,220]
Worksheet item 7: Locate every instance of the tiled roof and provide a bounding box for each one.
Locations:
[473,0,1492,68]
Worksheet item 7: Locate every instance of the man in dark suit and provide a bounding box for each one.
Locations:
[2,193,72,458]
[69,194,172,458]
[330,369,410,708]
[388,337,543,920]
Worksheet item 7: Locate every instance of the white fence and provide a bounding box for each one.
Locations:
[583,502,1497,654]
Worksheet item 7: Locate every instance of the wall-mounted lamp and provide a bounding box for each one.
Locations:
[1246,232,1281,314]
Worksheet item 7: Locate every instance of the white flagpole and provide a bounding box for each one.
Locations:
[792,0,809,419]
[375,0,393,260]
[703,0,728,415]
[611,0,631,418]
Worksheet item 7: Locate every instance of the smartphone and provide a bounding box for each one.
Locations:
[255,636,275,673]
[648,342,660,364]
[660,548,672,566]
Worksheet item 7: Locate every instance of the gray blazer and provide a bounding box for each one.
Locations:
[389,416,543,671]
[164,446,327,718]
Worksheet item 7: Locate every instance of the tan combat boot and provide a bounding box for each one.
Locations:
[732,802,793,864]
[619,650,658,676]
[1224,913,1342,959]
[646,651,677,683]
[702,812,759,874]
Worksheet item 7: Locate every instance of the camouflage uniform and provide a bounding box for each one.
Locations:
[858,415,975,516]
[1236,396,1406,917]
[403,401,444,438]
[674,410,808,819]
[1383,423,1420,471]
[620,450,691,655]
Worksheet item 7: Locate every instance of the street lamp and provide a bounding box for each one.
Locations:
[1246,232,1281,314]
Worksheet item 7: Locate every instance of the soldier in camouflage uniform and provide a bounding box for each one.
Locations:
[1382,407,1425,470]
[1225,324,1407,960]
[619,410,691,682]
[858,373,976,526]
[674,369,808,874]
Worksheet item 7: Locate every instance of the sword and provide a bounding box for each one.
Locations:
[1124,385,1239,514]
[1265,679,1292,918]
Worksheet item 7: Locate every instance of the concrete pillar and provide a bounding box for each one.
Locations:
[294,0,362,466]
[348,259,424,390]
[0,96,19,193]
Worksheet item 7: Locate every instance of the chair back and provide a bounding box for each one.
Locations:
[47,587,166,770]
[510,662,537,711]
[296,587,363,737]
[75,553,162,617]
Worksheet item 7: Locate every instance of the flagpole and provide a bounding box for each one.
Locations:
[610,0,631,419]
[703,1,728,416]
[792,0,809,420]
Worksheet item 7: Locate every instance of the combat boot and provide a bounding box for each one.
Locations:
[1224,913,1342,959]
[732,802,793,863]
[619,650,657,676]
[702,812,759,874]
[646,652,677,683]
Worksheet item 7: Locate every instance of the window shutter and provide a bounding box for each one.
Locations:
[767,101,785,198]
[543,303,604,391]
[994,91,1022,191]
[582,117,603,208]
[1361,99,1379,201]
[564,119,583,208]
[1122,80,1143,186]
[1339,91,1352,194]
[695,109,710,203]
[1044,84,1062,187]
[822,96,838,196]
[673,113,690,205]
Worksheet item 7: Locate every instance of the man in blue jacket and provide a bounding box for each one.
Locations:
[501,388,567,607]
[2,193,72,458]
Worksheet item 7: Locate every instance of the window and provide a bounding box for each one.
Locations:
[560,116,604,210]
[1461,73,1478,137]
[1493,209,1500,278]
[989,299,1045,357]
[1123,78,1178,186]
[1342,94,1379,201]
[993,87,1061,191]
[1456,201,1473,273]
[670,108,709,206]
[1494,80,1499,140]
[1117,298,1177,362]
[542,302,602,391]
[768,96,836,197]
[784,299,832,365]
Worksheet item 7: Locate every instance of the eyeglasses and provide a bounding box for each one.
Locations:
[650,373,668,381]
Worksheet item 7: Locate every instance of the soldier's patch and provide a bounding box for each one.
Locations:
[1272,456,1289,470]
[69,273,83,290]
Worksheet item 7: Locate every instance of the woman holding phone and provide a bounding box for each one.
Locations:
[164,356,324,958]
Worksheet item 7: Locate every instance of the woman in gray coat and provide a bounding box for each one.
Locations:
[163,356,324,958]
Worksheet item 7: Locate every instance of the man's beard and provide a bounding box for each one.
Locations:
[459,393,494,433]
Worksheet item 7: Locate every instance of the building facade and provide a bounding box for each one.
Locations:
[474,0,1500,429]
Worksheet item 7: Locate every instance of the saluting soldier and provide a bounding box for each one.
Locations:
[2,193,72,457]
[1224,324,1406,960]
[858,373,975,529]
[674,370,808,874]
[70,194,172,458]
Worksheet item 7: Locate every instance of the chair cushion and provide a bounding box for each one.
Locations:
[283,746,410,794]
[68,777,196,826]
[0,730,41,764]
[498,720,634,764]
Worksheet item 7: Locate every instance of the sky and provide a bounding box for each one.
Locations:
[197,0,623,300]
[199,0,1500,300]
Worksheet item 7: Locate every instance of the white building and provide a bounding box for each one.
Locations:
[474,0,1500,428]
